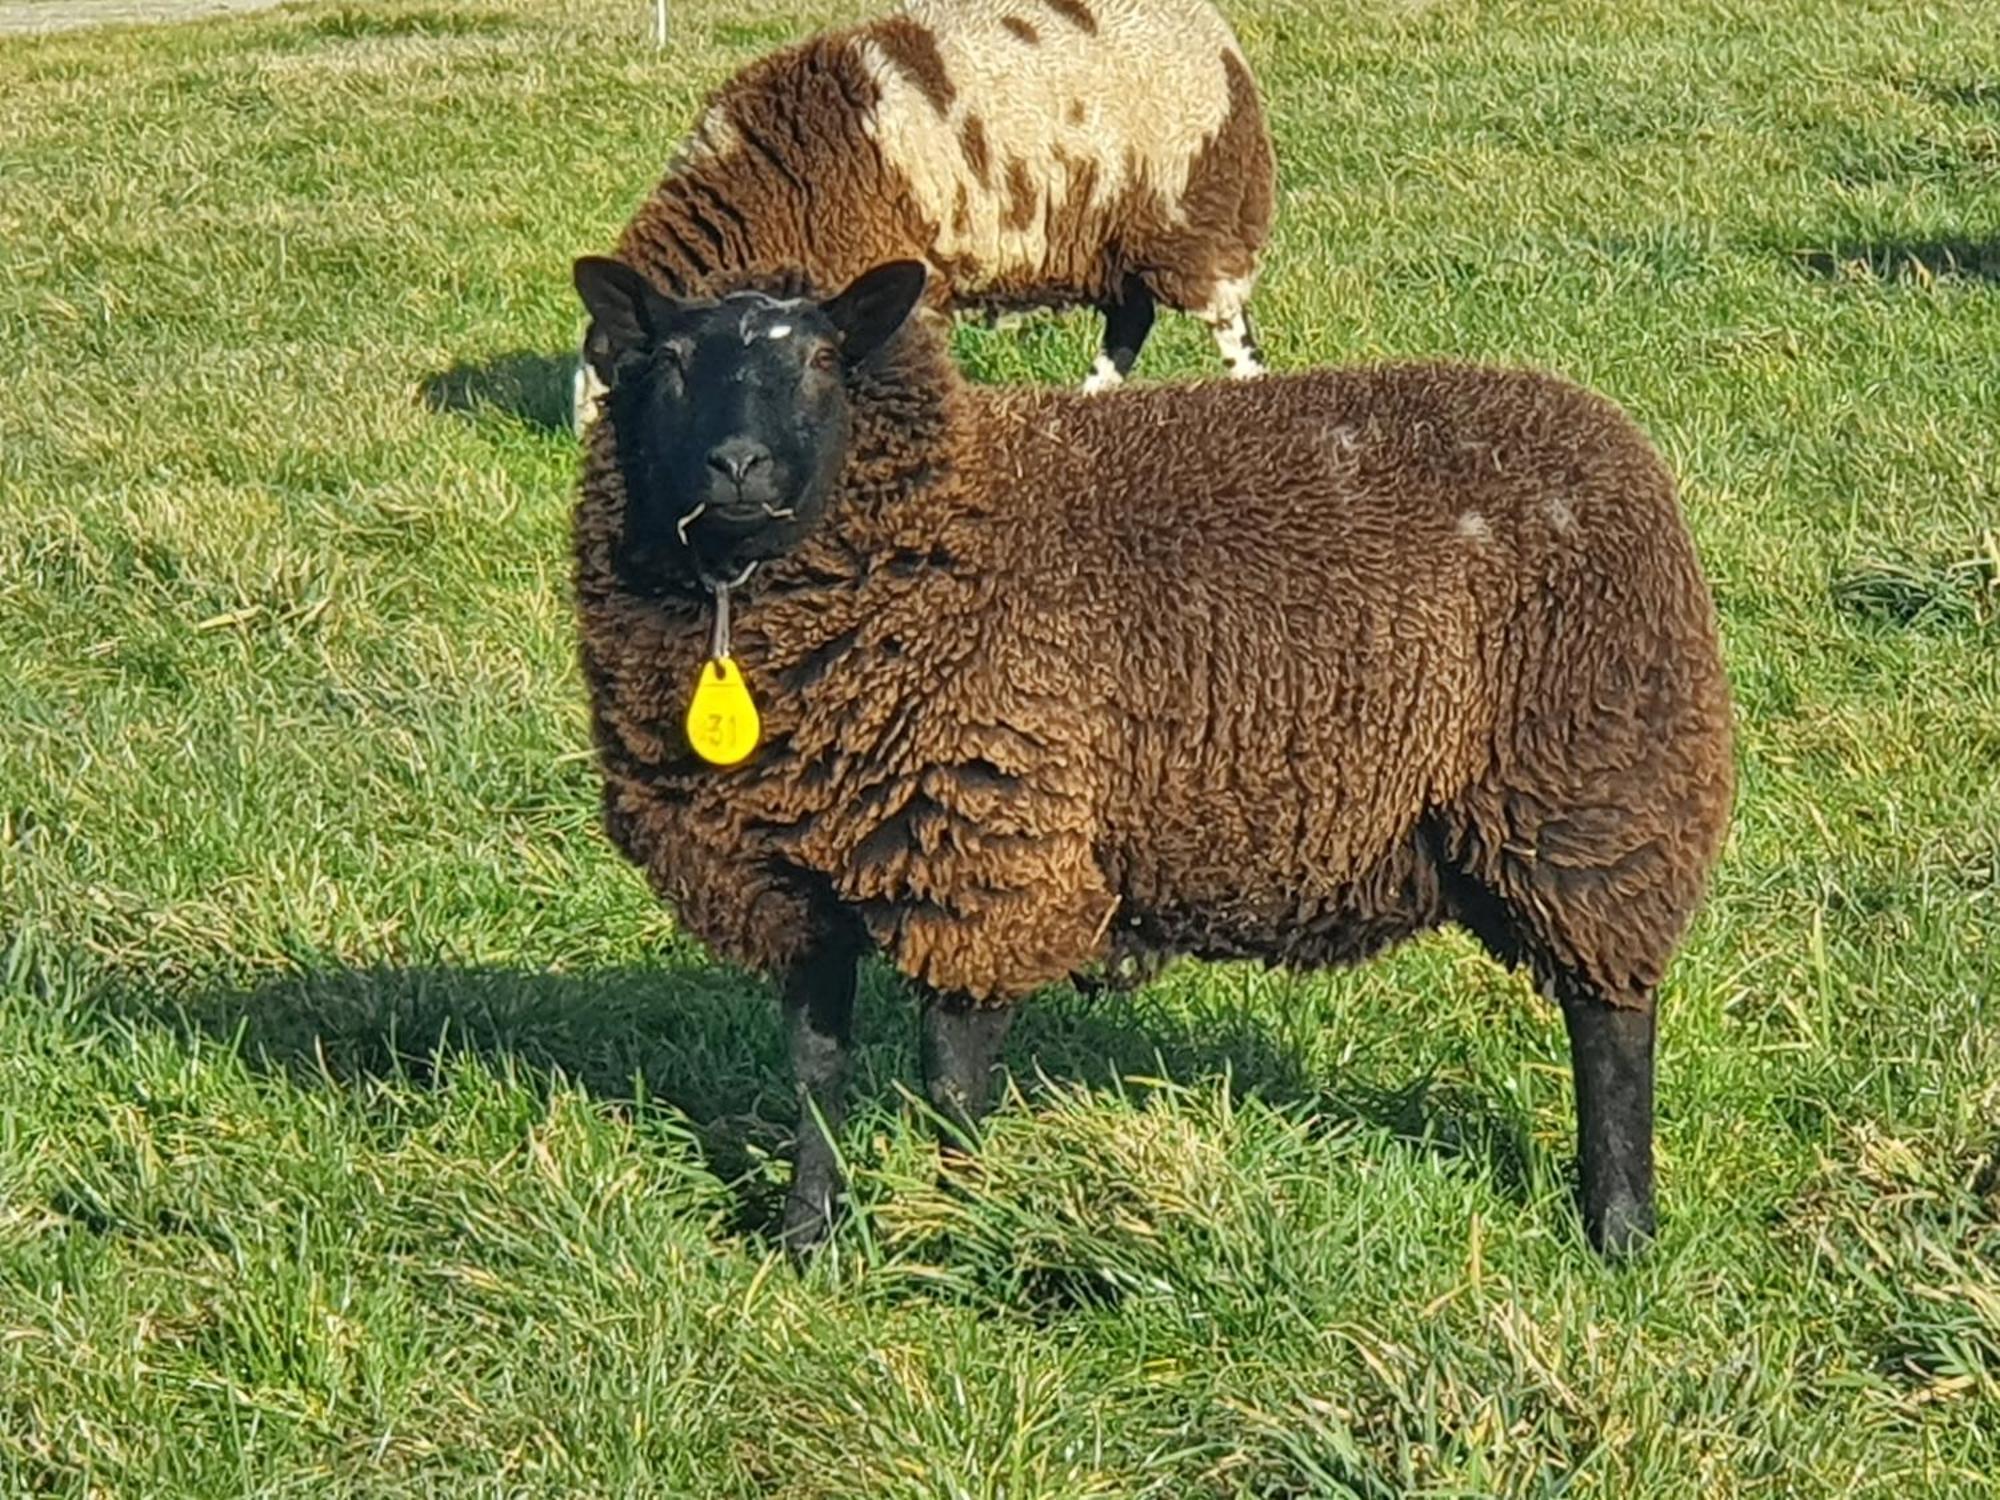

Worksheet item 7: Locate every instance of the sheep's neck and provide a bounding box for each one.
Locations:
[825,359,975,563]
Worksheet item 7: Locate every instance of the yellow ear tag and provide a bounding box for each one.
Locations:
[686,656,760,767]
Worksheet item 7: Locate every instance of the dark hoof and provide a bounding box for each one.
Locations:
[779,1177,839,1258]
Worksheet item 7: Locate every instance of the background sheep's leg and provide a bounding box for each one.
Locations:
[1198,275,1266,379]
[1233,306,1267,373]
[1557,981,1656,1256]
[1083,275,1157,394]
[778,947,859,1251]
[919,995,1015,1156]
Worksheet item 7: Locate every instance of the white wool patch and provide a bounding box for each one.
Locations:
[1080,352,1123,393]
[668,106,741,174]
[735,296,808,344]
[572,349,609,438]
[1216,319,1261,377]
[1457,512,1492,544]
[860,0,1247,294]
[1545,493,1577,533]
[1200,275,1263,375]
[1316,423,1361,479]
[1198,274,1255,322]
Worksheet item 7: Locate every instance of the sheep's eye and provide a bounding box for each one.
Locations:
[809,344,839,372]
[658,342,690,374]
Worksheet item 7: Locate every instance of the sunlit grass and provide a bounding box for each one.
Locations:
[2,0,1997,1492]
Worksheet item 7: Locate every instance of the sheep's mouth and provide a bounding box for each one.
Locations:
[651,497,812,582]
[609,505,773,595]
[686,499,799,539]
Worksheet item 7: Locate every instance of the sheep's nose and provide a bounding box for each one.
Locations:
[707,438,772,485]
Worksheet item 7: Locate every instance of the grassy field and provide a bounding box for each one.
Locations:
[3,0,1998,1491]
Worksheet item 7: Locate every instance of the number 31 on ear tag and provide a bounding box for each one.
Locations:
[685,657,760,767]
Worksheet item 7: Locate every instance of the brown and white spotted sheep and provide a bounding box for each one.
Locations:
[570,259,1735,1260]
[573,0,1275,431]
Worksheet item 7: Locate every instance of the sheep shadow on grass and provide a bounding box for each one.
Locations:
[103,957,1536,1241]
[418,350,577,433]
[1788,235,2000,285]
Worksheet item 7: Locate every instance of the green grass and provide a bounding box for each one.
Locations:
[3,0,1998,1491]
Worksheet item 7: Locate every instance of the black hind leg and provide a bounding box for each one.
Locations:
[1438,846,1657,1257]
[1556,976,1656,1256]
[919,993,1016,1156]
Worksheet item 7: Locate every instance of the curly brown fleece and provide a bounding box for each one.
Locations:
[574,320,1734,1014]
[610,0,1272,324]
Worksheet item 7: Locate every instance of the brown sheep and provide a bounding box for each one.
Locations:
[568,256,1736,1259]
[573,0,1276,431]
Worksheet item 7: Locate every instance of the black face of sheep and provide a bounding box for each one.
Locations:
[573,257,928,581]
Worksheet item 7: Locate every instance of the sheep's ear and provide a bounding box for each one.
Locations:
[824,261,928,366]
[573,257,666,377]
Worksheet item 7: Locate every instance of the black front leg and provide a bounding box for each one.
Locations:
[778,943,859,1252]
[1096,274,1157,383]
[1559,982,1656,1256]
[919,994,1016,1157]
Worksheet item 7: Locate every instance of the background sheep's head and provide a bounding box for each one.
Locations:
[573,257,928,583]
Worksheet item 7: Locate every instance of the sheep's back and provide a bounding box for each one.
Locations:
[857,0,1258,299]
[618,0,1266,310]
